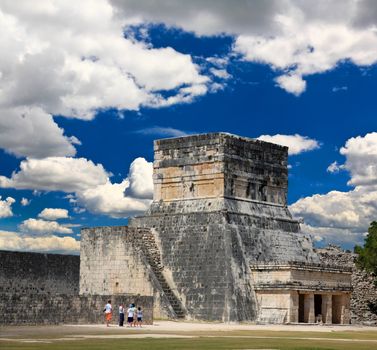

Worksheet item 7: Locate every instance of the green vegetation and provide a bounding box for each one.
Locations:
[355,221,377,274]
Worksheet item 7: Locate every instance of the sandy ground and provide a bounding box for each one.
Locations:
[68,321,377,332]
[1,321,377,339]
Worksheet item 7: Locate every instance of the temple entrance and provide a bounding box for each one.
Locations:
[298,293,305,322]
[314,294,322,322]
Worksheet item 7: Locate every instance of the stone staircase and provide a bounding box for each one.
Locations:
[138,230,185,319]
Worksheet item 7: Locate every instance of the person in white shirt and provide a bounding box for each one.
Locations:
[103,300,112,327]
[127,304,135,327]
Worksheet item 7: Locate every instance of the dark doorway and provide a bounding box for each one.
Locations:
[314,294,322,321]
[314,294,322,316]
[332,295,342,324]
[298,294,305,322]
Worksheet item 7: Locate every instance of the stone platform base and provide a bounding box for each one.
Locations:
[0,294,153,326]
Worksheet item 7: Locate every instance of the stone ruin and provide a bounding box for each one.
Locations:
[80,132,352,323]
[317,245,377,325]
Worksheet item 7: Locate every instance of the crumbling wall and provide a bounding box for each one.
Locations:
[317,245,377,325]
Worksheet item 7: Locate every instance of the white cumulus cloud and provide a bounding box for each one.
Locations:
[0,0,210,158]
[0,156,153,218]
[0,0,376,164]
[327,161,344,173]
[257,134,320,155]
[0,196,15,218]
[301,223,366,247]
[38,208,69,220]
[124,157,154,199]
[0,230,79,254]
[76,179,151,218]
[274,74,306,96]
[77,157,153,218]
[0,0,209,119]
[20,197,30,206]
[340,132,377,187]
[291,132,377,246]
[0,157,109,193]
[0,107,79,158]
[20,218,73,235]
[111,0,377,95]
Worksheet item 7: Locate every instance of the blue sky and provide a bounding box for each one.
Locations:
[1,0,377,253]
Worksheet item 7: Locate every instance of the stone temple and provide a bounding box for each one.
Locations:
[80,132,352,324]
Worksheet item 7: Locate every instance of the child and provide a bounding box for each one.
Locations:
[103,300,112,327]
[119,303,125,327]
[136,306,143,327]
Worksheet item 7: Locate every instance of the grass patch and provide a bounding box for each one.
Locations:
[1,334,377,350]
[2,325,377,350]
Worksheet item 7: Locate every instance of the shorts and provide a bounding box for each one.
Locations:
[137,317,142,322]
[105,313,112,321]
[128,317,134,323]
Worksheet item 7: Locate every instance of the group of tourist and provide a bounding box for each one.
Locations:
[103,300,143,327]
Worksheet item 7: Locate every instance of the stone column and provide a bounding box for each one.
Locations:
[304,293,315,323]
[289,291,299,323]
[340,293,351,324]
[321,294,332,324]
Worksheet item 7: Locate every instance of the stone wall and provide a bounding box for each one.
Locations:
[153,133,288,205]
[80,226,176,319]
[317,245,377,325]
[0,250,153,325]
[0,250,79,295]
[250,263,352,292]
[1,294,153,325]
[80,226,154,296]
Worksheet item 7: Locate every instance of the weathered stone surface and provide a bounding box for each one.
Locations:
[153,133,289,205]
[0,250,153,325]
[249,262,352,323]
[80,227,154,296]
[317,245,377,325]
[0,294,153,325]
[0,250,79,295]
[80,226,184,319]
[129,132,320,321]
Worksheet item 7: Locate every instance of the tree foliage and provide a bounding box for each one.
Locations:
[355,221,377,274]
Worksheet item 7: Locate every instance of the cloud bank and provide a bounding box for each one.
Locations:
[0,230,79,254]
[291,132,377,246]
[112,0,377,95]
[0,157,153,218]
[0,0,211,159]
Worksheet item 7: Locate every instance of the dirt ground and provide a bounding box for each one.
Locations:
[1,321,377,338]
